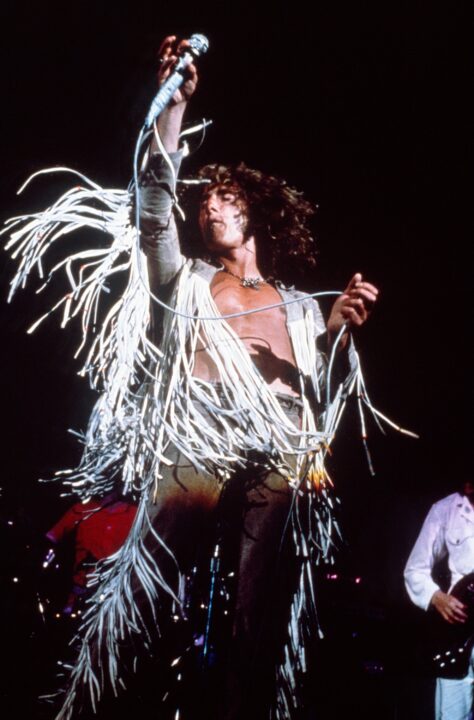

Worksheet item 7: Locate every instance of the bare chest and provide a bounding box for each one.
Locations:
[209,274,294,361]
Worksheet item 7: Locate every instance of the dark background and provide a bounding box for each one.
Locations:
[0,1,471,717]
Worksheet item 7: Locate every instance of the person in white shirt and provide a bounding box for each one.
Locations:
[404,481,474,719]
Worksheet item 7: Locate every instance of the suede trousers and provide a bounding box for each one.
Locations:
[63,393,304,720]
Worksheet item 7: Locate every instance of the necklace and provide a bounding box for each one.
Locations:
[221,267,267,290]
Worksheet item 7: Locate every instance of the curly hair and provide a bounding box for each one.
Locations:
[183,162,317,284]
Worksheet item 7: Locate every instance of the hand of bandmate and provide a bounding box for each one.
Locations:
[431,589,468,625]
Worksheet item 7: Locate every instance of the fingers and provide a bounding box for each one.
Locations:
[433,591,468,624]
[158,56,175,83]
[345,273,362,291]
[339,292,373,325]
[345,273,379,300]
[448,597,468,624]
[157,36,198,92]
[158,36,192,65]
[176,38,192,54]
[357,280,379,296]
[444,609,467,624]
[158,35,177,57]
[340,274,379,330]
[157,37,176,84]
[327,269,380,335]
[349,286,377,303]
[340,299,368,327]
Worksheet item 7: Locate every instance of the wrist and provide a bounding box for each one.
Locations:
[327,325,349,351]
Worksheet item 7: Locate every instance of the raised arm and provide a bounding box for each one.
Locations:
[139,36,199,290]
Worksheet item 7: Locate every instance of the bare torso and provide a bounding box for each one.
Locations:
[192,271,300,396]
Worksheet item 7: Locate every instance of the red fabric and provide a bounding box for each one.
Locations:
[47,500,137,587]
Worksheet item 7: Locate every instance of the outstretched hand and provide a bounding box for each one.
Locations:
[157,35,198,106]
[327,272,379,342]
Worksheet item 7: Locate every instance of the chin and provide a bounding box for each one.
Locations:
[204,236,243,253]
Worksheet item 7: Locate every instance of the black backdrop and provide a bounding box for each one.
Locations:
[0,1,471,717]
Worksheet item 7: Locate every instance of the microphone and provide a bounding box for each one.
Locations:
[144,34,209,128]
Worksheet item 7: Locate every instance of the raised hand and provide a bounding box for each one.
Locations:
[327,272,379,341]
[157,35,198,107]
[152,35,200,153]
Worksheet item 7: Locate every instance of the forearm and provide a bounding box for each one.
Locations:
[139,149,185,287]
[151,104,187,153]
[139,37,198,288]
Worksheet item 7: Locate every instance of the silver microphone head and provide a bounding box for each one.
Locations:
[188,34,209,57]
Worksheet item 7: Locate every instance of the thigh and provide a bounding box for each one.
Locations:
[145,449,222,565]
[134,448,223,614]
[230,464,294,648]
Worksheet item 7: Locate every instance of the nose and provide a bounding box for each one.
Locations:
[204,192,220,214]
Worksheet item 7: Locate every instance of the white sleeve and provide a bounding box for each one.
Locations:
[139,150,186,288]
[404,502,448,610]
